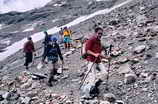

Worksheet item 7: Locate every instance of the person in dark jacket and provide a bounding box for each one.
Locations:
[46,37,64,87]
[23,37,36,69]
[42,31,50,63]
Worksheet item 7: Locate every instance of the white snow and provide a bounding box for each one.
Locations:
[0,0,133,61]
[23,27,34,32]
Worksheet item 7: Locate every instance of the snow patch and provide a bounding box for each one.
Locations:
[23,27,34,32]
[0,0,133,61]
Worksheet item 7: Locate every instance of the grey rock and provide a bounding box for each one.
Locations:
[118,63,133,74]
[134,45,146,54]
[100,100,110,104]
[124,73,137,84]
[115,100,124,104]
[103,93,116,103]
[20,96,31,104]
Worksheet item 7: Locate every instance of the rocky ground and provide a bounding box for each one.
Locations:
[1,0,158,103]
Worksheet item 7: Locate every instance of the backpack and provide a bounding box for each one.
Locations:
[47,43,58,62]
[81,38,89,59]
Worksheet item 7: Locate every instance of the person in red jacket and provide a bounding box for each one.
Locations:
[85,27,110,83]
[23,37,36,69]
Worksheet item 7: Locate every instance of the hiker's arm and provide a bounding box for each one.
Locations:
[87,50,100,57]
[57,44,63,61]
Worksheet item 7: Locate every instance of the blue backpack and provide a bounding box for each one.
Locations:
[47,43,58,63]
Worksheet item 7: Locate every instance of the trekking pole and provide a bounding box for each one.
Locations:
[79,58,97,89]
[105,44,112,91]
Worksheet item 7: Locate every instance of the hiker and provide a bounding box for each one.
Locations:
[46,37,64,87]
[42,31,51,63]
[81,37,89,59]
[23,37,36,69]
[85,27,111,83]
[63,26,72,50]
[59,27,63,43]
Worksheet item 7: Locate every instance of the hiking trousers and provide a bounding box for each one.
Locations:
[24,52,33,67]
[87,62,108,84]
[48,61,59,82]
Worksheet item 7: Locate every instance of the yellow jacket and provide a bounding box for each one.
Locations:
[63,30,72,37]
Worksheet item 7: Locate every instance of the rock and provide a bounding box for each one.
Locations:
[117,57,129,64]
[134,45,146,54]
[130,58,139,63]
[124,73,136,84]
[21,79,32,89]
[100,100,110,104]
[109,19,120,25]
[155,52,158,59]
[32,73,47,80]
[89,99,99,104]
[26,90,38,98]
[140,72,148,78]
[61,75,69,79]
[136,15,148,25]
[115,100,124,104]
[20,97,31,104]
[64,51,73,57]
[111,50,122,57]
[2,92,9,99]
[6,91,20,101]
[65,99,73,104]
[103,93,116,103]
[118,63,133,74]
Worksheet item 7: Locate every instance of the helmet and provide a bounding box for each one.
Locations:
[51,37,57,42]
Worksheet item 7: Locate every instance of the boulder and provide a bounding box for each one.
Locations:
[100,100,110,104]
[20,96,31,104]
[117,57,129,64]
[124,73,137,84]
[118,63,133,74]
[115,100,124,104]
[155,52,158,59]
[134,45,146,54]
[21,79,32,89]
[103,93,116,103]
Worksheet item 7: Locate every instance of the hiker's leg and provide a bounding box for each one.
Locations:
[97,63,108,80]
[24,53,30,69]
[53,61,59,75]
[98,63,108,74]
[42,47,47,62]
[87,62,96,84]
[48,62,55,84]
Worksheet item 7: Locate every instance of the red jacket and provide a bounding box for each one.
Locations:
[85,35,102,63]
[24,40,35,53]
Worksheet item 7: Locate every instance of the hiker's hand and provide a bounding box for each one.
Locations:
[94,53,100,58]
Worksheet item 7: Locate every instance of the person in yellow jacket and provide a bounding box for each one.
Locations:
[63,26,72,50]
